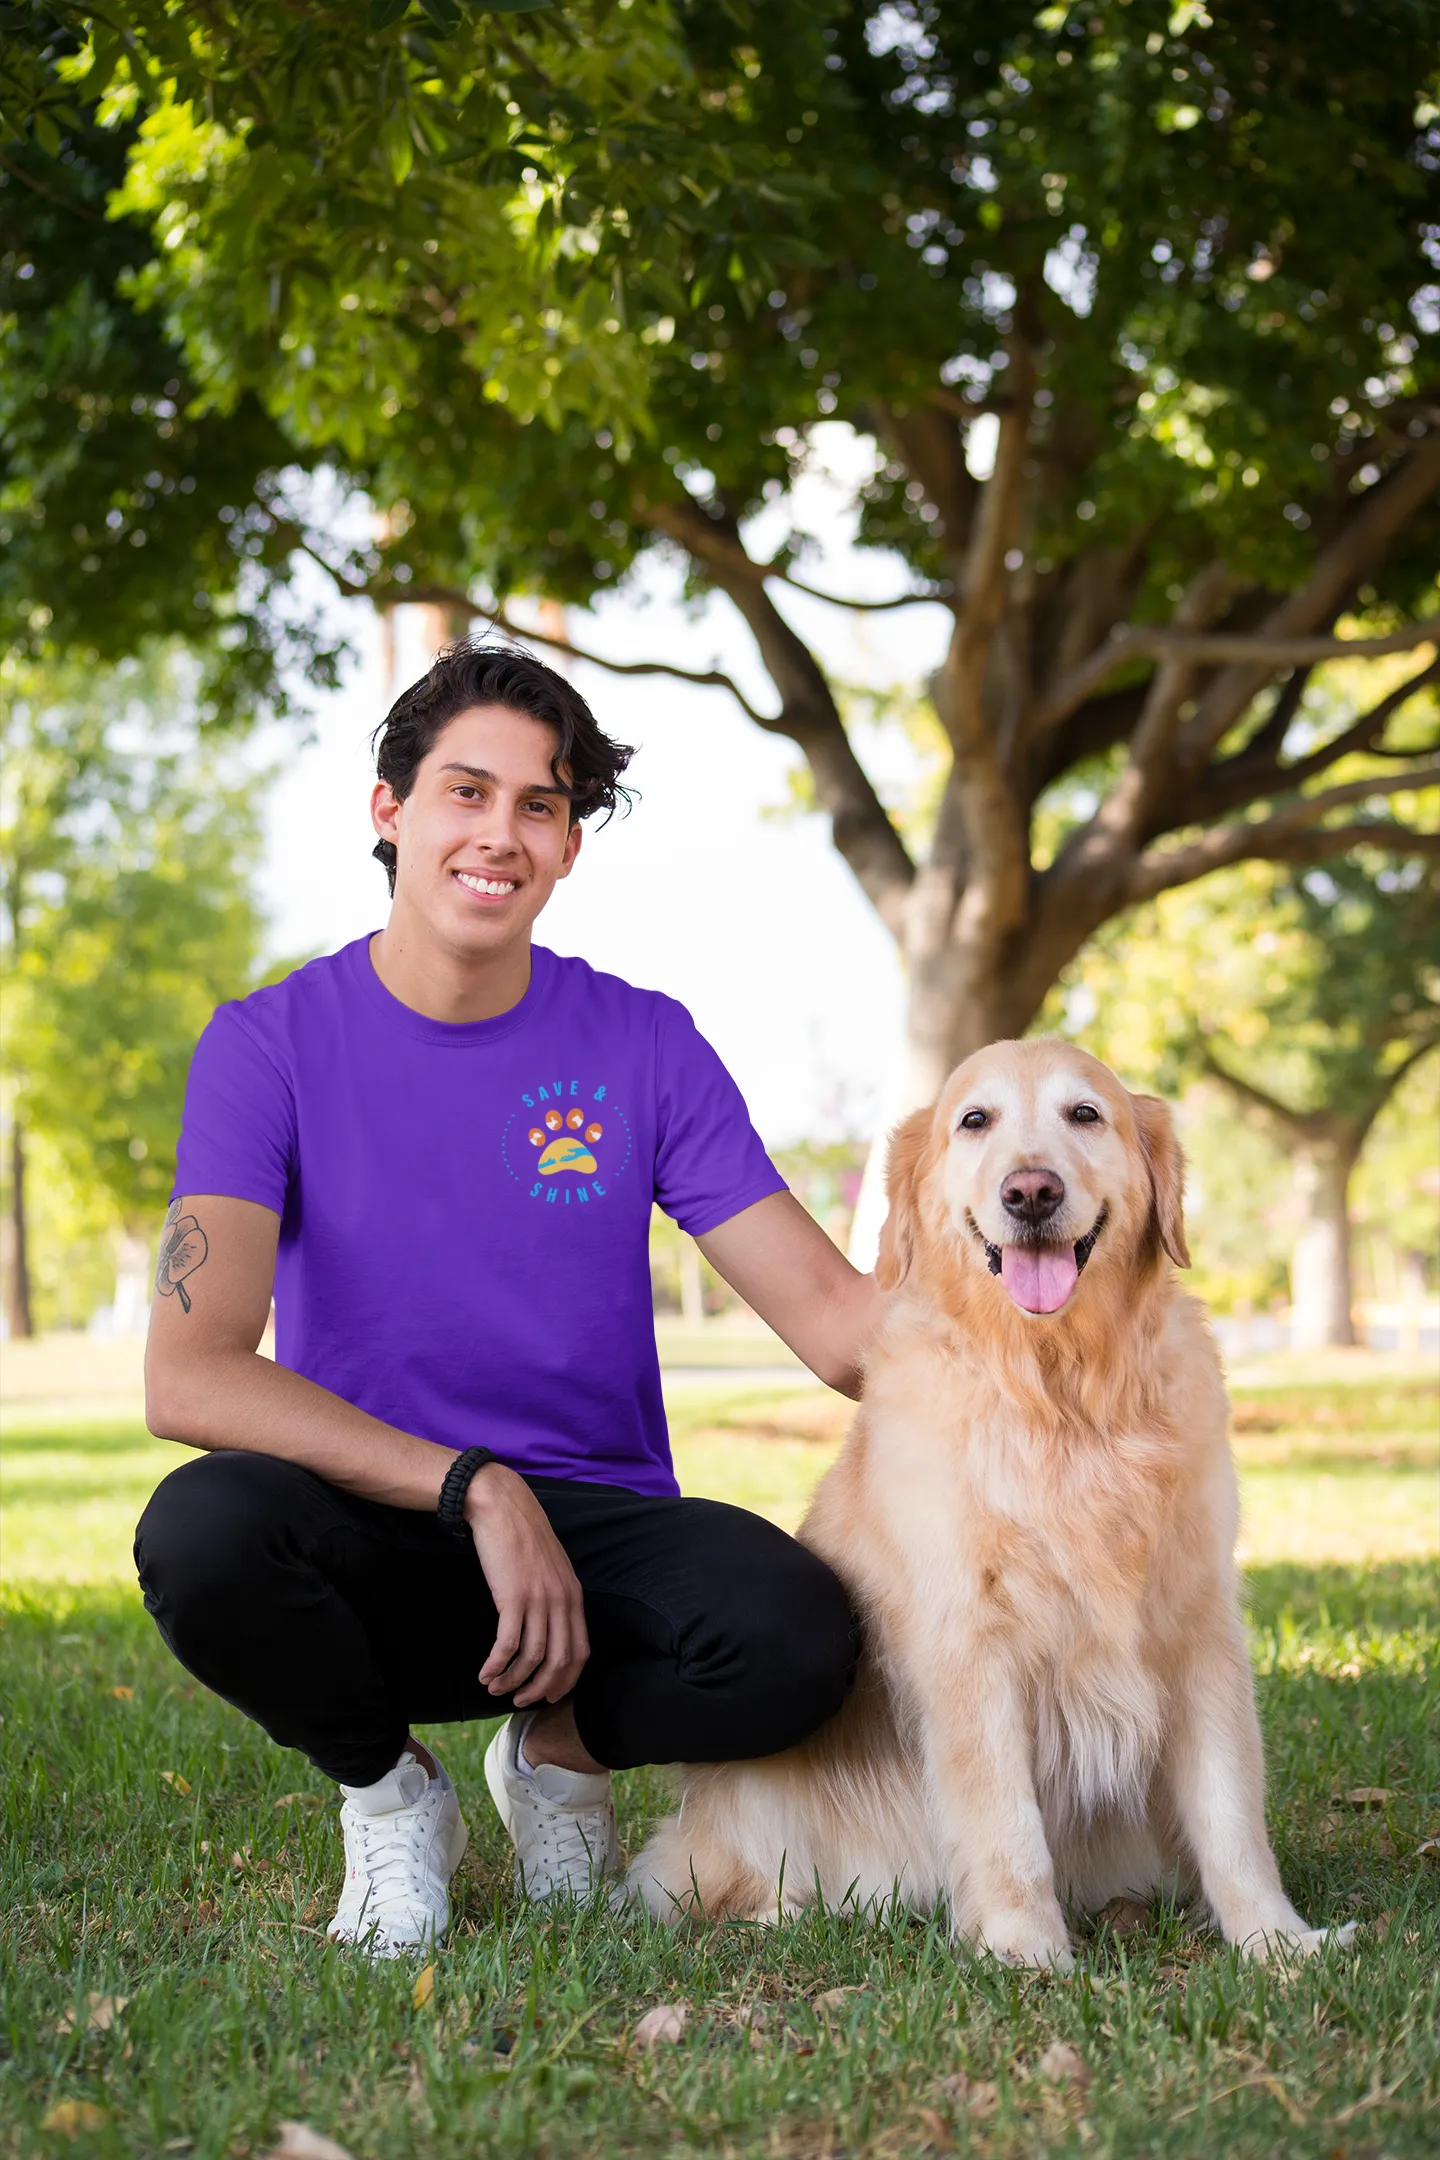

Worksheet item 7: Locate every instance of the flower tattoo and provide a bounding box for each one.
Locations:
[155,1199,209,1315]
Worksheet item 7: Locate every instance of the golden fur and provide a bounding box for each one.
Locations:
[630,1039,1348,1965]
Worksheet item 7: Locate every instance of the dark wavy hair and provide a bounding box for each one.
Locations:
[370,639,635,894]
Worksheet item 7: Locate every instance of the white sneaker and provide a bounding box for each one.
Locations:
[484,1713,618,1903]
[327,1750,469,1957]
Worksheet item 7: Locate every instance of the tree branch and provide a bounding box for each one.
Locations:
[1128,763,1440,900]
[293,541,780,724]
[640,499,946,612]
[1075,562,1238,858]
[484,603,773,723]
[777,575,953,613]
[928,312,1038,945]
[1199,655,1440,818]
[1033,616,1440,739]
[1198,1047,1321,1146]
[1176,434,1440,771]
[928,385,1007,422]
[1203,1027,1440,1154]
[622,501,917,932]
[0,149,107,222]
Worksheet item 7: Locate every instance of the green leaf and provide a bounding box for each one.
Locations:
[417,0,463,31]
[478,2,556,12]
[380,110,415,184]
[367,0,411,27]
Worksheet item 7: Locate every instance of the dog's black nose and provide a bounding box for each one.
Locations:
[1000,1167,1065,1224]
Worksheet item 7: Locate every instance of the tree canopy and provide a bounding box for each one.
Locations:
[5,0,1438,1093]
[1,649,273,1328]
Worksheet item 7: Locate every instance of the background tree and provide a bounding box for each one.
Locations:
[1196,857,1439,1349]
[7,3,1439,1150]
[1049,835,1440,1348]
[0,6,343,718]
[0,652,273,1333]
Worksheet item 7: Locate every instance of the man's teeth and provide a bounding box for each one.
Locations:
[455,872,517,896]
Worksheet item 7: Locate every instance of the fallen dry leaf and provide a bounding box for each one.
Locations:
[1414,1837,1439,1860]
[909,2105,953,2150]
[938,2072,1000,2118]
[111,1687,133,1701]
[39,2100,110,2136]
[633,2003,688,2049]
[160,1771,192,1795]
[1096,1896,1149,1938]
[55,1993,130,2036]
[1035,2040,1092,2090]
[264,2126,357,2160]
[812,1986,866,2013]
[411,1965,434,2011]
[1336,1788,1391,1808]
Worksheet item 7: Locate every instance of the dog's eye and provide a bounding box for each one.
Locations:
[1070,1103,1101,1126]
[958,1108,989,1132]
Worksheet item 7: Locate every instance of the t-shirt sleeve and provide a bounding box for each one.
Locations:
[172,999,296,1216]
[651,998,786,1236]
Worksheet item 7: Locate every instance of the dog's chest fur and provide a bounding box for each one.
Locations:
[824,1315,1224,1825]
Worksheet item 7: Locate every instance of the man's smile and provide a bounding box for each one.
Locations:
[453,869,519,900]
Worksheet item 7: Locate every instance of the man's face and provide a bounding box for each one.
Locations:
[370,704,582,958]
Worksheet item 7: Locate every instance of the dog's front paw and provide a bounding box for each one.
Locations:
[971,1912,1075,1973]
[1235,1919,1358,1963]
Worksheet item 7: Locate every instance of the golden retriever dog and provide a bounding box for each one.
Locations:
[630,1039,1350,1966]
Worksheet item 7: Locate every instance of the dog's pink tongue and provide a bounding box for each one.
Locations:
[1000,1244,1078,1313]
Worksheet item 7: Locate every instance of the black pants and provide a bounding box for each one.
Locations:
[134,1451,857,1787]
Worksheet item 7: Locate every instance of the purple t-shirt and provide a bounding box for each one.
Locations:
[173,937,785,1494]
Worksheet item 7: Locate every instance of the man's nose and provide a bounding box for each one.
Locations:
[1000,1166,1066,1225]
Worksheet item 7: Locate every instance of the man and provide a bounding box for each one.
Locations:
[137,640,879,1956]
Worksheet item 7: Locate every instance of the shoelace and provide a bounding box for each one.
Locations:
[350,1794,440,1904]
[531,1802,610,1882]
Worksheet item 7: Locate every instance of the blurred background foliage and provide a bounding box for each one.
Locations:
[0,0,1435,1342]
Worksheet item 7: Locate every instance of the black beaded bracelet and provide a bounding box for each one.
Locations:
[436,1446,498,1536]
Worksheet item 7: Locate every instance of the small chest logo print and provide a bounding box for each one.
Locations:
[529,1106,605,1177]
[500,1076,632,1207]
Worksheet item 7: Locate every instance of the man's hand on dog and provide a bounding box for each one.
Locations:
[465,1465,590,1706]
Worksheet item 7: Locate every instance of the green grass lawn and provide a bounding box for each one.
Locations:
[2,1365,1436,2158]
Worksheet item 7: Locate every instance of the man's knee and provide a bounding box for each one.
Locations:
[681,1509,858,1756]
[747,1543,857,1743]
[134,1450,317,1613]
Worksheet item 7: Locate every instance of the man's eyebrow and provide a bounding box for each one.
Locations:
[438,762,570,797]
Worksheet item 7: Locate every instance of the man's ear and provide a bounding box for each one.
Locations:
[1131,1093,1190,1268]
[875,1107,933,1290]
[371,780,402,847]
[557,817,583,879]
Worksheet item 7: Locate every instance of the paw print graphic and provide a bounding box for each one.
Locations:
[528,1105,604,1176]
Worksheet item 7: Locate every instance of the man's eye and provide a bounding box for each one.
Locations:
[1071,1103,1101,1125]
[958,1108,988,1131]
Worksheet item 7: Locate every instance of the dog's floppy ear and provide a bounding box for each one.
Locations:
[875,1106,933,1290]
[1130,1093,1190,1268]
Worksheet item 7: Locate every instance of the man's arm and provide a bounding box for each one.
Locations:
[145,1193,588,1707]
[696,1189,883,1398]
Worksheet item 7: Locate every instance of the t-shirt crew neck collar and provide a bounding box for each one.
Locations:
[344,933,554,1047]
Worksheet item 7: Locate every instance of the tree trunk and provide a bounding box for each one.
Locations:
[1289,1132,1362,1351]
[7,1117,34,1341]
[679,1235,706,1328]
[847,928,1044,1266]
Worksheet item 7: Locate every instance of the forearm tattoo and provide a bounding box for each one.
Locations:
[155,1198,210,1315]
